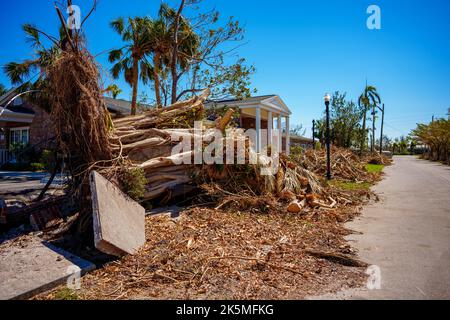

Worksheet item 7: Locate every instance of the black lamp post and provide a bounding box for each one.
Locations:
[312,119,316,144]
[324,93,332,180]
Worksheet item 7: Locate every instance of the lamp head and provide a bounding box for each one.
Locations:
[324,93,331,103]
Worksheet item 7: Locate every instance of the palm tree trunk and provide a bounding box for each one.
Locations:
[131,57,139,115]
[153,52,162,108]
[170,0,186,104]
[371,105,376,153]
[360,108,367,156]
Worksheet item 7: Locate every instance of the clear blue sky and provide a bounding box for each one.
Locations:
[1,0,449,138]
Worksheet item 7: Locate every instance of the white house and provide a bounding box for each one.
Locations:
[205,95,293,155]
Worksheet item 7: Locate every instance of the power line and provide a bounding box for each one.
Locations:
[383,122,406,135]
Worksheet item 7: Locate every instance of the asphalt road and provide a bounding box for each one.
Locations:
[315,156,450,300]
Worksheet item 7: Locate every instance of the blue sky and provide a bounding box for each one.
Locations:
[1,0,449,138]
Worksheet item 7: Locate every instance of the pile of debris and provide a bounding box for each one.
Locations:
[108,91,330,214]
[364,152,393,165]
[299,147,370,182]
[2,85,384,265]
[37,202,368,300]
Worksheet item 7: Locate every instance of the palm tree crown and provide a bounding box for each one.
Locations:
[358,85,381,153]
[109,17,154,115]
[3,24,68,112]
[0,84,7,96]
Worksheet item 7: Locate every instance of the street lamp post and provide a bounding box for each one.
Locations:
[312,119,315,145]
[324,94,332,180]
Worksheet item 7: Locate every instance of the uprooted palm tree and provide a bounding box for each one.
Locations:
[358,85,381,154]
[5,2,114,237]
[109,17,154,115]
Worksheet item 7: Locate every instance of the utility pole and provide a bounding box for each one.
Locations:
[324,94,332,180]
[312,120,315,145]
[379,103,385,154]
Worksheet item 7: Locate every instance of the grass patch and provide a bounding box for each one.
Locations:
[330,180,372,191]
[365,164,384,173]
[53,288,79,300]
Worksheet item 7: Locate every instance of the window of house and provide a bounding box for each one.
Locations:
[9,127,30,146]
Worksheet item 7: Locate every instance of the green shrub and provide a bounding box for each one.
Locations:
[290,145,303,156]
[314,141,322,150]
[53,288,79,300]
[118,167,147,201]
[30,163,46,172]
[39,149,55,171]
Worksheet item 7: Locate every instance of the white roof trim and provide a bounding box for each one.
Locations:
[0,109,34,123]
[260,96,292,116]
[205,95,292,116]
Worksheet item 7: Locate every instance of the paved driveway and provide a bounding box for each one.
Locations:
[0,171,66,198]
[314,156,450,300]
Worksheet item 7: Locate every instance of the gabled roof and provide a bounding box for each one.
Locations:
[204,95,292,116]
[104,97,153,115]
[0,88,35,123]
[1,87,136,117]
[291,135,314,143]
[0,88,18,108]
[104,97,132,115]
[205,95,277,106]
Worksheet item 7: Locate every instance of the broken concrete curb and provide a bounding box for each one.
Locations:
[90,171,145,257]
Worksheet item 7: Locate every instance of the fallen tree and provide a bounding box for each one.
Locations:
[106,90,325,208]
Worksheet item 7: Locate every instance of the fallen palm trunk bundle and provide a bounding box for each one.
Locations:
[106,91,326,212]
[108,90,216,203]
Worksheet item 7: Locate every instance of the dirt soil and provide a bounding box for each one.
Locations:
[36,189,376,300]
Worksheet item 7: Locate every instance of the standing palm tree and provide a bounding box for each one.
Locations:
[109,17,153,115]
[147,17,171,108]
[147,4,199,107]
[3,24,64,111]
[0,84,7,96]
[358,85,381,154]
[157,3,200,104]
[105,84,122,99]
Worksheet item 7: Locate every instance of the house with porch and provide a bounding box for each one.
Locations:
[204,95,292,155]
[0,89,133,166]
[1,90,296,166]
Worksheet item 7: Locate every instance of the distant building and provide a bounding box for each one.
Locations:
[290,135,314,149]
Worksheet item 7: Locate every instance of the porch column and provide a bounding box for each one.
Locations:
[277,114,282,153]
[285,116,290,156]
[267,111,273,149]
[255,106,261,153]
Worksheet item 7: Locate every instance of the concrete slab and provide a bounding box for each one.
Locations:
[0,236,95,300]
[90,171,145,257]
